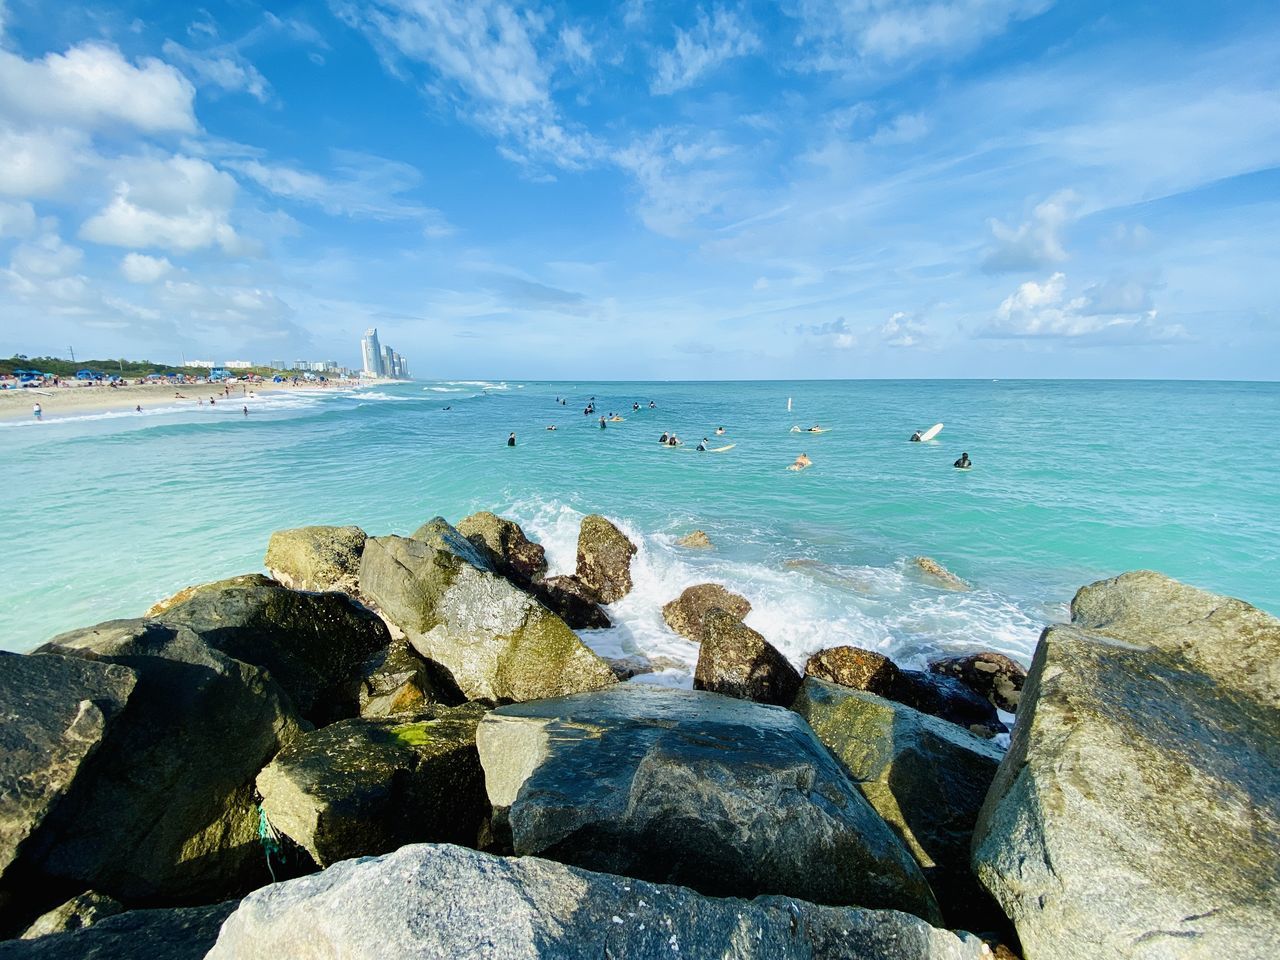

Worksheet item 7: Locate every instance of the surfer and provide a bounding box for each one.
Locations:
[910,431,922,442]
[954,452,971,469]
[508,433,517,447]
[715,426,726,435]
[599,416,607,429]
[546,425,557,431]
[696,438,709,452]
[633,402,640,411]
[443,405,451,411]
[806,424,823,433]
[788,453,812,471]
[667,435,681,446]
[659,432,669,443]
[649,401,656,409]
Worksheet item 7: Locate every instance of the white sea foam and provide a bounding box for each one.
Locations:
[509,498,1047,688]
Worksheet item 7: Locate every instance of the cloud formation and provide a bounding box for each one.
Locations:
[651,7,761,94]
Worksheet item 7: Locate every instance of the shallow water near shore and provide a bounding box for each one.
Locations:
[3,379,1277,681]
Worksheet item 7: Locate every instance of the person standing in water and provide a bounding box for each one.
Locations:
[954,452,972,469]
[598,415,607,429]
[32,402,42,421]
[508,432,517,447]
[242,405,249,416]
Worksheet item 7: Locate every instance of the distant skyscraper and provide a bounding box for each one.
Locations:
[361,328,383,376]
[382,345,394,378]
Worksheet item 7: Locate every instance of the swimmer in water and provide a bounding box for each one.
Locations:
[508,432,517,447]
[910,431,922,442]
[954,452,972,469]
[788,453,812,471]
[659,432,669,443]
[546,425,557,431]
[667,435,680,446]
[599,416,607,429]
[715,426,726,435]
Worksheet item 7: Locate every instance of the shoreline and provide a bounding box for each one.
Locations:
[0,378,367,423]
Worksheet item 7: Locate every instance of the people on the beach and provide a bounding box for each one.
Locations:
[954,452,972,469]
[910,431,922,442]
[788,452,812,471]
[507,432,517,447]
[32,402,41,420]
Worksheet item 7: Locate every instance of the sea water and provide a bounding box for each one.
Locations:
[2,380,1277,682]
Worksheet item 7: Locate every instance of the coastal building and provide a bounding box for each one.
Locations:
[225,360,253,370]
[361,328,383,377]
[269,360,285,370]
[382,345,394,377]
[184,360,214,369]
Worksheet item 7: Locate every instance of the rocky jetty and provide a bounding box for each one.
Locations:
[6,506,1278,959]
[475,685,941,922]
[973,571,1280,959]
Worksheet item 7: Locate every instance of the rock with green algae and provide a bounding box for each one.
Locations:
[455,511,547,584]
[358,521,616,703]
[153,573,390,725]
[574,514,637,603]
[19,892,123,939]
[661,583,752,641]
[355,637,463,718]
[30,619,305,907]
[476,685,943,924]
[792,678,1006,932]
[0,902,237,960]
[928,652,1026,713]
[693,609,800,707]
[972,571,1280,960]
[263,525,367,594]
[256,703,488,868]
[912,557,969,591]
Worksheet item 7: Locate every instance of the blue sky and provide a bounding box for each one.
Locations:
[0,0,1277,379]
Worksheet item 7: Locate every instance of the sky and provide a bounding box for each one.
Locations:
[0,0,1278,380]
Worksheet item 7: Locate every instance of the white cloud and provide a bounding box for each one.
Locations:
[652,7,761,94]
[10,229,82,277]
[0,43,196,133]
[880,310,924,347]
[797,315,856,349]
[0,126,86,198]
[614,128,740,236]
[982,190,1077,273]
[869,112,929,146]
[982,271,1186,343]
[0,200,35,237]
[161,40,271,102]
[121,252,174,283]
[791,0,1053,67]
[559,25,593,67]
[80,156,241,253]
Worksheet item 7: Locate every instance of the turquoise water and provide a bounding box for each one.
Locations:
[3,380,1277,681]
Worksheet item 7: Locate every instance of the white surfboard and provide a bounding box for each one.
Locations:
[919,423,943,442]
[787,397,792,412]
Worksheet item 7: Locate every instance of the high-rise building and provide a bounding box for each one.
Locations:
[382,345,394,377]
[361,328,383,376]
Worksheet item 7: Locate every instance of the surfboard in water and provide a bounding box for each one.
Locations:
[787,397,792,412]
[710,444,736,452]
[919,423,943,442]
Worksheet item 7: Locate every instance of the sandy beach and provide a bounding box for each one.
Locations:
[0,378,363,422]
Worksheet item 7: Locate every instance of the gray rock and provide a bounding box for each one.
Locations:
[694,609,802,706]
[256,704,488,867]
[358,528,616,703]
[155,574,390,725]
[263,525,367,594]
[972,572,1280,959]
[793,679,1006,931]
[0,902,236,960]
[31,619,305,905]
[912,557,969,591]
[355,637,463,718]
[456,511,548,584]
[0,654,135,898]
[530,575,612,630]
[929,653,1027,713]
[662,583,752,641]
[575,514,637,603]
[476,685,942,922]
[20,892,123,939]
[208,844,988,960]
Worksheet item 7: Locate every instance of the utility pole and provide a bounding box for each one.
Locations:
[69,345,75,364]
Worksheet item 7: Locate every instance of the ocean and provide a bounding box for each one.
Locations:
[3,379,1277,682]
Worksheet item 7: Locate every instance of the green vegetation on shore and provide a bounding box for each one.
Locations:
[2,355,308,379]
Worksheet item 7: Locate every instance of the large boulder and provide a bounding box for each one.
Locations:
[27,620,306,907]
[155,574,390,725]
[476,685,941,922]
[972,572,1280,959]
[530,575,612,630]
[0,654,136,918]
[693,609,801,706]
[358,525,616,703]
[19,892,123,939]
[804,645,1004,737]
[455,511,547,584]
[793,678,1006,931]
[355,637,462,718]
[0,902,236,960]
[263,525,367,594]
[208,844,988,960]
[574,514,637,603]
[256,704,488,868]
[929,652,1026,713]
[662,583,752,641]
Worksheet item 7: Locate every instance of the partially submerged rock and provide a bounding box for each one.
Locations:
[929,652,1026,713]
[256,704,487,868]
[30,620,306,906]
[263,525,367,594]
[533,575,612,630]
[19,892,123,939]
[793,678,1006,931]
[972,572,1280,959]
[358,526,616,703]
[693,609,801,706]
[0,902,237,960]
[661,583,752,641]
[0,654,136,900]
[913,557,969,591]
[144,574,266,618]
[208,844,988,960]
[574,515,637,603]
[805,645,1005,736]
[677,529,714,549]
[476,685,941,922]
[456,511,547,584]
[155,574,390,724]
